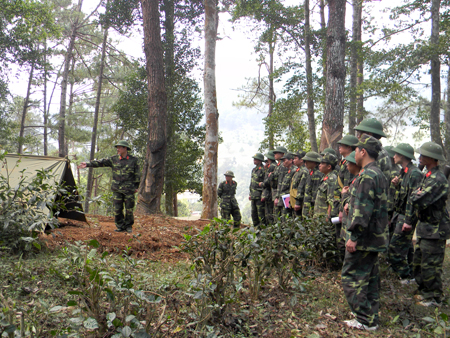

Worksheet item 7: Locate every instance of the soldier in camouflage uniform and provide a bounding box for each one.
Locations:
[403,142,450,306]
[388,144,422,282]
[314,153,338,220]
[321,148,340,175]
[300,152,323,218]
[78,140,140,233]
[342,135,388,331]
[261,151,277,225]
[274,153,297,218]
[385,145,402,236]
[249,153,265,227]
[271,146,288,222]
[218,171,241,227]
[333,135,358,260]
[290,150,308,217]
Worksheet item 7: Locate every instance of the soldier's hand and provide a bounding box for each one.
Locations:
[294,205,301,211]
[259,182,263,187]
[261,197,266,202]
[341,186,349,195]
[135,189,138,193]
[339,211,343,222]
[346,239,357,253]
[402,223,412,232]
[344,203,349,215]
[248,196,251,201]
[274,198,278,205]
[78,162,87,169]
[268,172,272,177]
[391,176,399,186]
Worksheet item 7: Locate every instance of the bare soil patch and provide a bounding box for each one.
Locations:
[40,214,209,262]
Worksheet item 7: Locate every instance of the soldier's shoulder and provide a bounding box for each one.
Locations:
[328,173,337,182]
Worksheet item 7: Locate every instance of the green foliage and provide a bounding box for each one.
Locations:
[422,307,450,336]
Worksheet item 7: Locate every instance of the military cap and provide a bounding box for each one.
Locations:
[265,150,276,161]
[273,146,288,154]
[293,150,306,159]
[354,118,387,138]
[302,151,322,163]
[355,134,382,153]
[224,170,235,177]
[321,153,338,167]
[320,147,337,156]
[384,145,395,158]
[344,151,357,164]
[281,152,294,160]
[417,141,446,161]
[252,153,265,161]
[338,134,359,147]
[115,140,131,150]
[392,143,415,160]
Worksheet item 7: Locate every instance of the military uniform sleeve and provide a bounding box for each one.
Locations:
[134,159,140,190]
[348,174,375,242]
[86,157,113,168]
[218,182,224,198]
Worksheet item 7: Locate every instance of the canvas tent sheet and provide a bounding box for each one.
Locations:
[1,154,87,222]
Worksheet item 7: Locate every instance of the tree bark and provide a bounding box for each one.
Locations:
[305,0,318,152]
[43,40,48,156]
[267,28,275,150]
[136,0,167,215]
[18,61,35,154]
[319,0,327,80]
[201,0,219,219]
[430,0,443,147]
[349,0,361,135]
[444,65,450,157]
[320,0,346,152]
[356,3,364,125]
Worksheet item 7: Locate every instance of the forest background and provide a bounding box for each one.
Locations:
[1,0,449,224]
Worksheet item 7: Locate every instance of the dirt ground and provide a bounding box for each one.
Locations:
[40,214,209,262]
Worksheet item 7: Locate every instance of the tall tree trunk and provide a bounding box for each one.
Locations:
[267,29,275,150]
[18,61,35,154]
[43,40,48,156]
[305,0,318,152]
[163,0,175,216]
[444,65,450,157]
[430,0,443,147]
[85,27,109,214]
[201,0,219,219]
[319,0,327,80]
[349,0,361,135]
[320,0,346,152]
[58,0,82,157]
[356,3,364,125]
[173,194,178,217]
[136,0,167,214]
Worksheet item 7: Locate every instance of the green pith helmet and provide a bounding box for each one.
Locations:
[384,146,395,158]
[302,151,322,163]
[281,152,294,160]
[392,143,415,160]
[321,153,338,167]
[344,151,357,164]
[355,134,382,153]
[354,118,387,138]
[418,141,446,161]
[252,152,265,161]
[338,134,359,147]
[265,150,276,161]
[294,150,306,159]
[115,140,131,150]
[320,147,337,156]
[224,170,235,177]
[273,146,288,154]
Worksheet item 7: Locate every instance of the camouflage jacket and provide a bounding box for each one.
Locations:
[249,164,265,200]
[314,172,337,217]
[393,162,422,216]
[332,159,355,214]
[405,166,450,240]
[290,166,308,204]
[272,162,288,205]
[347,161,389,252]
[378,147,394,213]
[277,165,298,199]
[262,162,277,200]
[87,154,140,193]
[302,166,324,216]
[218,180,239,210]
[295,166,310,205]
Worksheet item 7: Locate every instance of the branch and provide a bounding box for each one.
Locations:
[367,19,427,48]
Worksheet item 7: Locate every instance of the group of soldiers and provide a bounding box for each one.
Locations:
[217,118,450,331]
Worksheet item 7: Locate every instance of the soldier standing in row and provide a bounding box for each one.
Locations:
[217,171,241,228]
[261,151,276,225]
[271,146,288,221]
[301,152,323,218]
[290,150,308,217]
[78,140,140,233]
[249,153,265,227]
[314,153,338,220]
[274,153,297,218]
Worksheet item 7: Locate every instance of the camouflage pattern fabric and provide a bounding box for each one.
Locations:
[113,192,136,230]
[249,164,265,226]
[346,161,389,252]
[262,162,276,225]
[272,162,288,220]
[276,165,297,217]
[302,166,324,218]
[388,163,422,279]
[377,147,394,215]
[314,172,337,218]
[292,166,309,217]
[342,250,380,327]
[218,180,241,227]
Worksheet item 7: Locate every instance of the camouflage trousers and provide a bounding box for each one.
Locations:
[342,250,380,327]
[113,191,135,230]
[221,206,241,228]
[413,238,446,301]
[251,199,265,227]
[281,207,293,219]
[264,199,274,225]
[388,214,415,279]
[335,222,345,263]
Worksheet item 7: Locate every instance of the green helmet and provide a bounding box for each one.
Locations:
[344,151,357,164]
[294,150,306,159]
[338,134,359,147]
[321,153,338,167]
[354,118,387,138]
[252,152,265,161]
[392,143,415,160]
[224,170,235,177]
[384,146,395,158]
[273,146,288,154]
[320,147,337,156]
[265,150,276,161]
[115,140,131,150]
[417,142,446,161]
[281,152,294,160]
[302,151,322,163]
